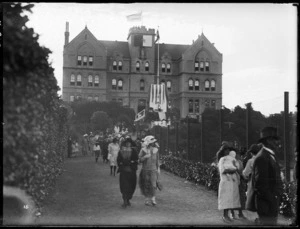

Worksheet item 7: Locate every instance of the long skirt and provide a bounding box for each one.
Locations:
[139,169,158,197]
[119,171,137,200]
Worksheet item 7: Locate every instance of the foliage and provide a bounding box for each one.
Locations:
[90,111,112,133]
[3,2,68,211]
[160,155,297,219]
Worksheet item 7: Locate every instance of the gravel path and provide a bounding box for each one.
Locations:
[34,155,292,226]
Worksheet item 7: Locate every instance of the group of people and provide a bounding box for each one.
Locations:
[217,126,284,226]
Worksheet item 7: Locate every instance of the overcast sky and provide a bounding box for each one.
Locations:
[25,3,297,116]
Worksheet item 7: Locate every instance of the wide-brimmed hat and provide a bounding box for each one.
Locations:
[228,150,236,158]
[246,144,261,155]
[121,137,136,147]
[259,126,279,142]
[143,135,157,146]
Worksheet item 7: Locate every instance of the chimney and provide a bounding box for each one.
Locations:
[64,22,69,46]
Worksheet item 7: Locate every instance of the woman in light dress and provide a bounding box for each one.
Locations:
[108,137,120,176]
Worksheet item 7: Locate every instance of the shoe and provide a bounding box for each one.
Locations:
[151,200,157,206]
[222,216,233,223]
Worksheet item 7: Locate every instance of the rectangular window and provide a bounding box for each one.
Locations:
[89,56,93,66]
[195,62,199,71]
[167,64,171,73]
[189,99,193,113]
[94,76,99,87]
[83,56,87,66]
[200,62,204,71]
[70,95,74,102]
[112,79,117,90]
[118,61,122,71]
[211,100,216,108]
[88,75,93,87]
[77,56,82,65]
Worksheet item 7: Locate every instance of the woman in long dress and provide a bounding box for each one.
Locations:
[138,136,160,206]
[117,137,138,208]
[218,148,241,223]
[108,137,120,176]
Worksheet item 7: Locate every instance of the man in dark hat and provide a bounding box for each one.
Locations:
[246,127,283,225]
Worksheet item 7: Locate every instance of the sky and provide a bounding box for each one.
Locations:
[25,3,298,117]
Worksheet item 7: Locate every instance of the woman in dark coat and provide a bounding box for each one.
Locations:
[117,137,139,208]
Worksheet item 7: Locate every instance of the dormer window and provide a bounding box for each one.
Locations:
[188,79,194,90]
[113,61,117,71]
[88,75,93,87]
[118,61,123,71]
[194,61,199,71]
[162,63,166,73]
[89,56,93,66]
[167,63,171,73]
[83,56,87,66]
[205,61,210,71]
[136,61,140,72]
[205,80,210,91]
[195,79,200,90]
[211,80,216,91]
[77,56,82,65]
[200,61,204,71]
[145,62,149,72]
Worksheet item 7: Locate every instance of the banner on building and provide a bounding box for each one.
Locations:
[151,119,171,128]
[134,109,146,122]
[149,83,167,112]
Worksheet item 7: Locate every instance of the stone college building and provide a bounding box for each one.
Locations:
[62,23,223,119]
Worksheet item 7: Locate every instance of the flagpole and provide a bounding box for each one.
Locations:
[157,26,160,85]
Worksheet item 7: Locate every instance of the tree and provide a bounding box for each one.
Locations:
[90,111,113,133]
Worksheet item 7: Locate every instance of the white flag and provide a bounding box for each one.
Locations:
[126,11,142,22]
[134,109,145,122]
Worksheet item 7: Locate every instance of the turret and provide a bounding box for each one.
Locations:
[64,22,69,46]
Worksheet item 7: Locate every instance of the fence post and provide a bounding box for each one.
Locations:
[284,91,290,182]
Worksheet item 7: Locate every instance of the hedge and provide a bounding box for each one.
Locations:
[160,155,297,219]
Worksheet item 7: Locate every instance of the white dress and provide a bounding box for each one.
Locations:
[108,143,120,166]
[217,155,241,210]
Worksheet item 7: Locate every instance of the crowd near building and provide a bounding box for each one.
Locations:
[62,22,223,119]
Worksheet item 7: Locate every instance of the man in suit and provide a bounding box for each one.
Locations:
[246,126,284,225]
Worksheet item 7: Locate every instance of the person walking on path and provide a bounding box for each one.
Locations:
[246,126,284,226]
[102,138,109,163]
[108,137,120,176]
[82,134,89,156]
[138,136,161,206]
[93,139,101,163]
[117,137,139,208]
[217,148,241,223]
[67,136,72,158]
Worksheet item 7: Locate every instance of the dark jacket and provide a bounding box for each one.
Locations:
[246,147,283,213]
[117,147,139,172]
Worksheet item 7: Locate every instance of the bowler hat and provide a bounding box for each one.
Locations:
[259,126,279,141]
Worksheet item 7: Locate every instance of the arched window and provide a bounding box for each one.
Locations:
[70,95,74,102]
[188,79,194,90]
[70,74,75,86]
[136,61,140,72]
[77,56,82,65]
[167,63,171,73]
[88,75,93,87]
[205,61,210,71]
[89,56,93,66]
[140,79,145,91]
[195,99,200,113]
[200,61,204,71]
[76,75,82,86]
[189,99,193,113]
[112,79,117,90]
[167,80,171,92]
[211,80,216,91]
[194,61,199,71]
[94,75,99,87]
[145,62,149,72]
[195,79,200,90]
[118,79,123,90]
[162,63,166,73]
[118,61,123,71]
[83,56,87,66]
[205,80,210,91]
[113,61,117,71]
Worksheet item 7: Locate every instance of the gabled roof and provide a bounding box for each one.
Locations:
[99,40,131,58]
[156,43,190,60]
